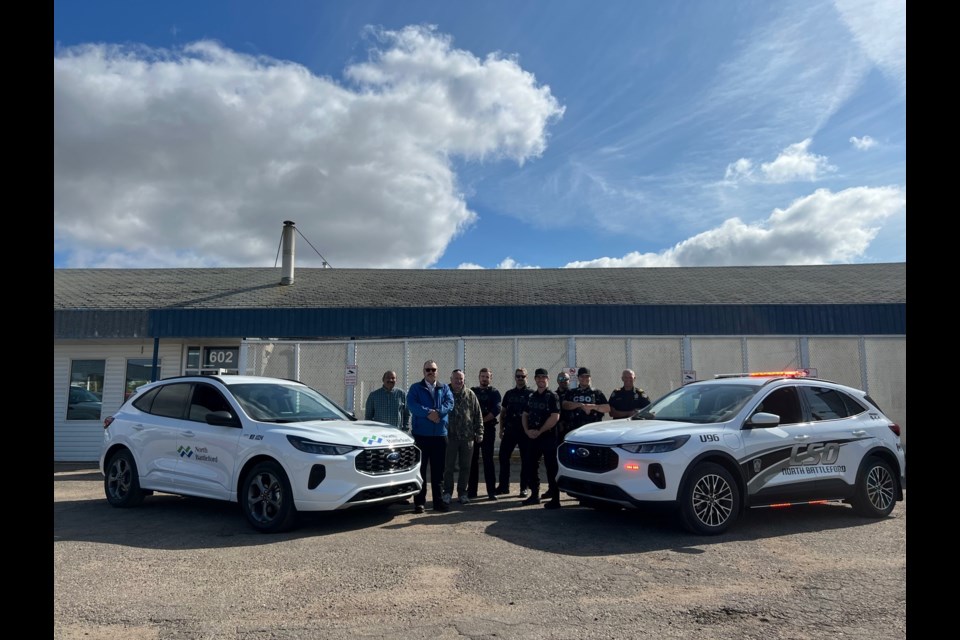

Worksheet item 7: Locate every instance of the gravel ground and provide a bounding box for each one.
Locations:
[54,462,907,639]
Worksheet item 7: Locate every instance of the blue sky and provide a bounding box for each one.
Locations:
[54,0,905,270]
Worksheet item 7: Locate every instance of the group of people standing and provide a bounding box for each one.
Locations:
[363,360,651,514]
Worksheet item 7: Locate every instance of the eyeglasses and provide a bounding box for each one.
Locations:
[515,374,526,378]
[424,368,437,373]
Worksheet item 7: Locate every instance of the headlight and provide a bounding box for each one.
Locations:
[619,435,690,454]
[287,435,357,455]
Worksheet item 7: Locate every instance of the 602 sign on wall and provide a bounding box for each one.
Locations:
[203,347,239,369]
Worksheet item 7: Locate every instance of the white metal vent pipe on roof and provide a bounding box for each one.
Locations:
[281,220,295,285]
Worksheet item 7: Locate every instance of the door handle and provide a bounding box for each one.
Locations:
[851,430,867,437]
[182,431,196,438]
[793,434,809,441]
[132,424,145,431]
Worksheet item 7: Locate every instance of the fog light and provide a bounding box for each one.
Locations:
[648,463,665,489]
[308,464,326,490]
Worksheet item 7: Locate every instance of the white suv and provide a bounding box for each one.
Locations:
[556,371,905,535]
[100,375,422,532]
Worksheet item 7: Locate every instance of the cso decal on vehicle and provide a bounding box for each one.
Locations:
[556,370,905,535]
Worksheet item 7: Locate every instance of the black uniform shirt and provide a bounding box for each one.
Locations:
[501,386,533,430]
[525,389,560,430]
[472,385,503,426]
[608,387,651,415]
[566,386,608,429]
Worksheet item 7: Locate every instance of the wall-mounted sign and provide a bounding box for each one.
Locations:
[204,347,239,369]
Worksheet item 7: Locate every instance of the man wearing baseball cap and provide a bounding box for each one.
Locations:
[544,371,574,502]
[521,368,561,509]
[561,367,610,436]
[555,371,573,440]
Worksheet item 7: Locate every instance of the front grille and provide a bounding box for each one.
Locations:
[558,443,619,472]
[347,482,420,504]
[355,445,420,475]
[557,476,635,503]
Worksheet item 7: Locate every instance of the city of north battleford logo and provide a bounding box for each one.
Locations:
[386,452,401,463]
[361,436,385,445]
[178,445,193,458]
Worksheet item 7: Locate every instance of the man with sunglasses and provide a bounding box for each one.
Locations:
[407,360,455,513]
[495,368,535,497]
[521,368,561,508]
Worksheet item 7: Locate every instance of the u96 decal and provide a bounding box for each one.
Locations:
[699,434,720,442]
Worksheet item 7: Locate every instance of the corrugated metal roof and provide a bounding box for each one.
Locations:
[53,263,906,339]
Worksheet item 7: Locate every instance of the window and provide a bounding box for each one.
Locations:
[150,383,192,419]
[800,386,866,421]
[67,360,104,421]
[754,387,803,425]
[188,383,233,422]
[125,358,160,402]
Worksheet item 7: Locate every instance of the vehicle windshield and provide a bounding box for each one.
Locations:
[634,383,758,424]
[230,383,351,423]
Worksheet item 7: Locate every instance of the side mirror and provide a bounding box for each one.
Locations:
[744,412,780,428]
[206,410,240,428]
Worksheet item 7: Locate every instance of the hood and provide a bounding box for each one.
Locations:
[270,420,416,447]
[565,419,704,445]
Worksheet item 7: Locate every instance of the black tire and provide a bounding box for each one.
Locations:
[104,449,145,508]
[850,456,897,518]
[678,462,740,535]
[578,497,622,512]
[240,461,298,533]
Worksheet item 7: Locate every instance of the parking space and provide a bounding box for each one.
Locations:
[54,462,906,639]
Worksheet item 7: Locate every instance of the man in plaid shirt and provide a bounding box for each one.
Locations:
[364,370,410,432]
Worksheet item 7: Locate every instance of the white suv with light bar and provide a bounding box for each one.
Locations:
[556,370,906,535]
[100,375,421,533]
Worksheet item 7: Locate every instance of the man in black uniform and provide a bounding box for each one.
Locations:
[561,367,610,433]
[467,367,502,501]
[495,368,534,497]
[555,371,573,440]
[608,369,651,419]
[521,368,561,508]
[542,371,573,501]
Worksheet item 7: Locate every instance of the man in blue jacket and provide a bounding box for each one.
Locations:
[407,360,455,513]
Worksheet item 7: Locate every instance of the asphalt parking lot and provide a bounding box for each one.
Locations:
[54,462,907,640]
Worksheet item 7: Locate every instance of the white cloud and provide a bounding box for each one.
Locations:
[849,135,877,150]
[760,139,836,183]
[456,257,540,269]
[833,0,906,94]
[564,186,905,267]
[723,158,754,183]
[724,139,836,184]
[54,27,564,268]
